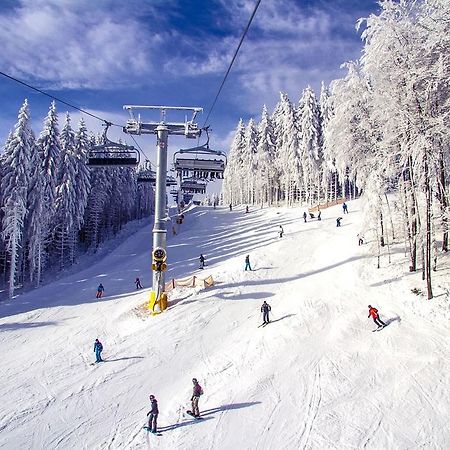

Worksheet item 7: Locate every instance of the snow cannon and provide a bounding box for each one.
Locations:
[149,247,168,314]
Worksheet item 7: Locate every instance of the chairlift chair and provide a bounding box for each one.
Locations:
[88,122,139,168]
[181,178,207,194]
[173,128,227,182]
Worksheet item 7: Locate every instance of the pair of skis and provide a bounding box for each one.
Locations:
[258,321,270,328]
[142,427,162,436]
[372,325,385,332]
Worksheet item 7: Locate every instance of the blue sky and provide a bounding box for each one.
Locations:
[0,0,380,160]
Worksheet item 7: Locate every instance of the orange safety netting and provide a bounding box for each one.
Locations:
[165,275,214,292]
[308,198,345,213]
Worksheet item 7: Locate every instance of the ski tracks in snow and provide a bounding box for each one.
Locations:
[292,361,323,450]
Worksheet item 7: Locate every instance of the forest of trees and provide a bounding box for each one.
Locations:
[0,100,154,298]
[222,0,449,299]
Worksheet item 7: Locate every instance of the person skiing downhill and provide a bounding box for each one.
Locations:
[368,305,386,329]
[343,202,348,214]
[93,339,103,363]
[190,378,204,418]
[146,395,159,433]
[303,211,307,223]
[199,254,205,269]
[245,255,252,271]
[135,277,143,289]
[336,217,342,227]
[261,301,271,324]
[279,225,284,238]
[96,283,104,299]
[317,211,321,221]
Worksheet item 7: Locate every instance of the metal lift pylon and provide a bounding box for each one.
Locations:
[123,105,202,312]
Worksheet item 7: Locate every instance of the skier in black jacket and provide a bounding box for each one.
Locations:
[261,301,271,324]
[147,395,159,433]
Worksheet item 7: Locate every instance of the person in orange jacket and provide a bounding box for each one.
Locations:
[368,305,386,328]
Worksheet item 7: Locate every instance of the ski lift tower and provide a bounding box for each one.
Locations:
[123,105,202,310]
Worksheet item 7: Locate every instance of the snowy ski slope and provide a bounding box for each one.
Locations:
[1,201,449,449]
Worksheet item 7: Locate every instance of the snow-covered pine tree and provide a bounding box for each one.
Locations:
[1,100,32,297]
[74,118,91,233]
[320,82,337,202]
[83,168,110,248]
[28,101,61,285]
[298,86,322,205]
[53,113,78,268]
[222,119,246,205]
[274,93,300,206]
[257,105,277,206]
[0,132,13,282]
[242,118,258,205]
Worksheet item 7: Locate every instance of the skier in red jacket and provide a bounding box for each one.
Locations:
[368,305,386,328]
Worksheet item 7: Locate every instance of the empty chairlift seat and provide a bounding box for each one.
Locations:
[88,123,139,168]
[181,179,207,194]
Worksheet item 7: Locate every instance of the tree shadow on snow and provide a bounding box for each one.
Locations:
[224,256,366,290]
[0,320,59,331]
[215,291,275,301]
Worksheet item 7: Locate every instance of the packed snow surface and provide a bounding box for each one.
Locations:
[1,201,449,449]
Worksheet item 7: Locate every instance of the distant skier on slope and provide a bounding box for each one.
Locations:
[93,338,103,363]
[96,283,105,299]
[368,305,386,329]
[336,217,342,227]
[317,211,321,221]
[303,211,307,223]
[146,395,159,433]
[279,225,284,238]
[343,202,348,214]
[135,277,143,289]
[246,205,249,213]
[261,301,271,324]
[189,378,204,418]
[199,254,205,269]
[245,255,252,271]
[229,203,232,211]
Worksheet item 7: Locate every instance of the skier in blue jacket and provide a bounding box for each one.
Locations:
[94,339,103,363]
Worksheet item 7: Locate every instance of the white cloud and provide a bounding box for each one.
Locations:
[164,0,363,105]
[0,0,162,89]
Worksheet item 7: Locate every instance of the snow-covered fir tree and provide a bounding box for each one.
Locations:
[1,100,32,297]
[298,86,322,204]
[53,113,78,268]
[256,105,277,205]
[28,101,61,286]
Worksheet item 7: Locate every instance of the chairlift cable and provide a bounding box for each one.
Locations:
[202,0,262,128]
[129,134,155,168]
[0,70,121,126]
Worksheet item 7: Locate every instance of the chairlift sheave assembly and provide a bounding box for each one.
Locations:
[88,122,139,168]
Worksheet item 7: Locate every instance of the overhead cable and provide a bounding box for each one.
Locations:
[202,0,262,127]
[0,70,119,126]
